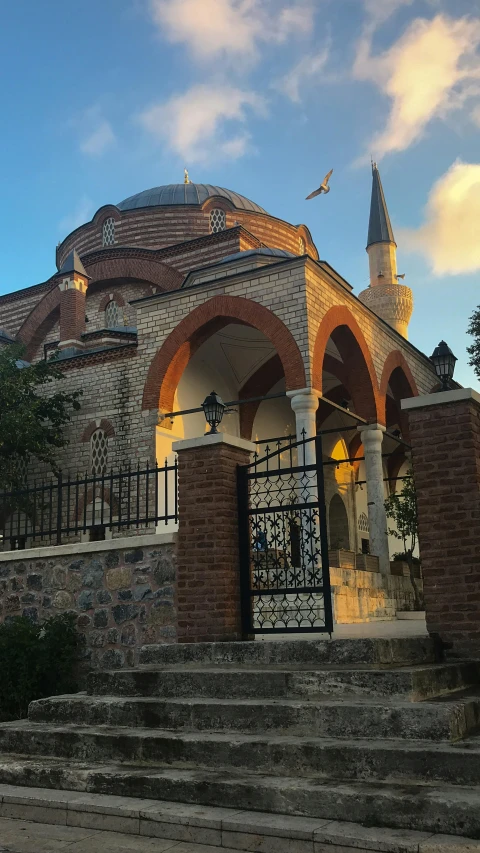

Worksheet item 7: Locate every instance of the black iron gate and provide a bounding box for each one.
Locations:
[237,431,333,635]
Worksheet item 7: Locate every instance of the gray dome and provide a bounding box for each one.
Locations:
[117,183,267,214]
[220,248,296,263]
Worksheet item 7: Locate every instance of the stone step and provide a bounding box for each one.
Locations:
[0,758,480,838]
[28,692,480,742]
[138,637,437,668]
[87,661,480,701]
[1,783,479,852]
[1,722,480,785]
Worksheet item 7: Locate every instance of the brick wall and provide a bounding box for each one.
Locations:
[57,207,315,270]
[0,534,177,670]
[175,437,253,643]
[405,391,480,656]
[304,263,436,400]
[0,280,53,339]
[59,287,85,344]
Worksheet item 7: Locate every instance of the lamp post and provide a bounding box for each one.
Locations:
[430,341,457,391]
[202,391,226,434]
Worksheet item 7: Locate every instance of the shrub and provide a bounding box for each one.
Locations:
[0,612,78,720]
[393,552,421,566]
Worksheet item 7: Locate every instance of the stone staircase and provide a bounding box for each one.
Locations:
[0,637,480,842]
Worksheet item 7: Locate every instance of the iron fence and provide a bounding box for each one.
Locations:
[0,459,178,550]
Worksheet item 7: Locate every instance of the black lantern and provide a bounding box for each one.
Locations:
[202,390,226,434]
[430,341,457,391]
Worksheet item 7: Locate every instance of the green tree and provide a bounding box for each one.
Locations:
[384,470,423,610]
[467,307,480,380]
[0,344,81,491]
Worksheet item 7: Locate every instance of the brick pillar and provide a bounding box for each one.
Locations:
[59,283,87,348]
[172,433,255,643]
[402,388,480,656]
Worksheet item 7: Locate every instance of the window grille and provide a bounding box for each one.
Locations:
[102,217,115,246]
[12,455,28,485]
[105,300,120,328]
[209,209,226,234]
[91,429,108,475]
[358,511,369,532]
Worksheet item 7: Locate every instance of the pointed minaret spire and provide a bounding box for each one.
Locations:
[359,164,413,339]
[367,162,396,249]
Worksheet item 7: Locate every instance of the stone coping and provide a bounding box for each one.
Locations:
[0,532,177,562]
[0,785,476,853]
[401,387,480,410]
[172,433,256,453]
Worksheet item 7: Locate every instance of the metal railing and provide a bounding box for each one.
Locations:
[0,459,178,550]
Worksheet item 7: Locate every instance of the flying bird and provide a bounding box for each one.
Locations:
[306,169,333,200]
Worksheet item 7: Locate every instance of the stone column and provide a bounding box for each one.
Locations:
[287,389,320,466]
[172,432,255,643]
[358,423,390,574]
[402,388,480,656]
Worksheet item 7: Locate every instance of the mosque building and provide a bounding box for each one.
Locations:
[0,166,438,618]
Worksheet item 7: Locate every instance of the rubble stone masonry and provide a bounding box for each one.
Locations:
[0,534,177,671]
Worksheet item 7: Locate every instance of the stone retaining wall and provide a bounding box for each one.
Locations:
[0,534,177,670]
[331,566,422,623]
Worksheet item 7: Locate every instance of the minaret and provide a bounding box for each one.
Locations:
[358,163,413,339]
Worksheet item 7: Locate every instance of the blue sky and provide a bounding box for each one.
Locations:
[1,0,480,386]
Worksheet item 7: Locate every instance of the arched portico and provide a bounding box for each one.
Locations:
[142,295,307,414]
[379,350,418,433]
[312,306,381,424]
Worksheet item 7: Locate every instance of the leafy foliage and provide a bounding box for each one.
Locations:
[0,612,78,720]
[0,344,81,490]
[385,471,423,609]
[467,306,480,380]
[385,471,418,557]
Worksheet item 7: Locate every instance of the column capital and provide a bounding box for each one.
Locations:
[357,423,386,435]
[286,387,322,399]
[287,388,321,415]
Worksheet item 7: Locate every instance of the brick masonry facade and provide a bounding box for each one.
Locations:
[0,254,438,484]
[405,392,480,656]
[0,187,439,547]
[0,535,177,671]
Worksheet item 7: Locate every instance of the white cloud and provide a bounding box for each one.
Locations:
[58,195,94,237]
[80,120,115,157]
[401,160,480,275]
[362,0,415,32]
[276,47,331,103]
[138,83,266,162]
[148,0,313,62]
[69,106,116,157]
[354,14,480,160]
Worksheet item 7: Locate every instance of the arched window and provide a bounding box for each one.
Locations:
[358,512,369,533]
[329,494,350,550]
[105,300,120,329]
[209,209,226,234]
[91,429,108,475]
[102,217,115,247]
[299,236,306,254]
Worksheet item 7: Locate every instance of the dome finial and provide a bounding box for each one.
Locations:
[184,168,190,185]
